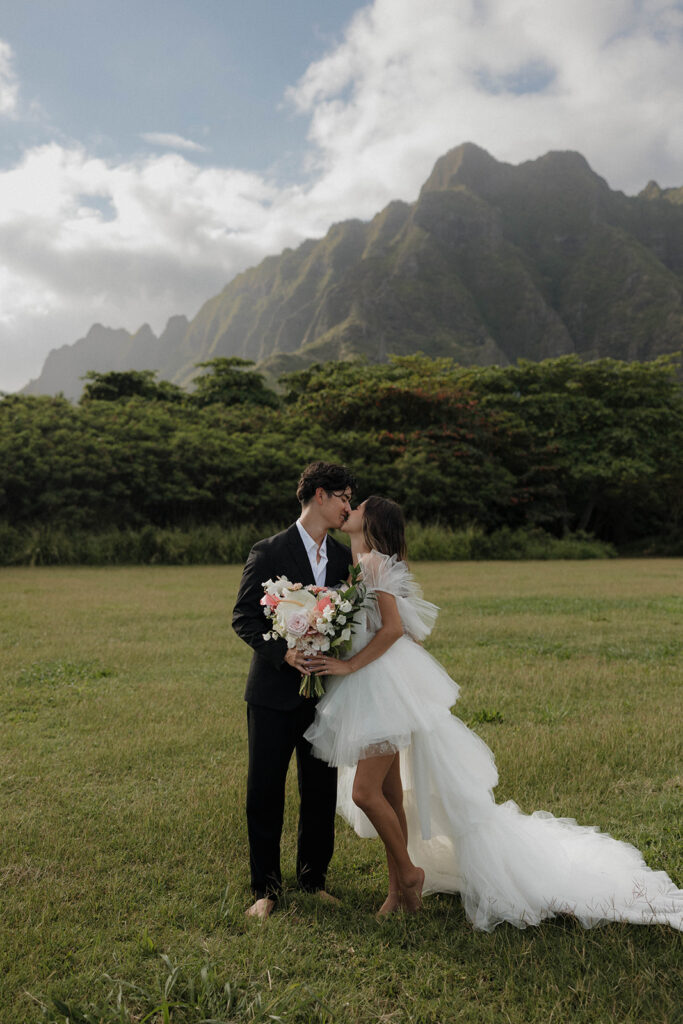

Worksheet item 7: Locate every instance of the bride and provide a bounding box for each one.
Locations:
[303,496,683,930]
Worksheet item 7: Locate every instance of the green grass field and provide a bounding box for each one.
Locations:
[1,561,681,1024]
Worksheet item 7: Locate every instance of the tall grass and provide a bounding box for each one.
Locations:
[405,523,616,561]
[0,561,680,1023]
[0,522,282,567]
[0,522,616,566]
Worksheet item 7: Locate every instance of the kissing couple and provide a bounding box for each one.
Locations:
[232,461,683,930]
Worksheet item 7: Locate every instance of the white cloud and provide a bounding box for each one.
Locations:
[0,143,317,390]
[0,39,19,116]
[140,132,208,153]
[2,1,683,391]
[288,0,683,209]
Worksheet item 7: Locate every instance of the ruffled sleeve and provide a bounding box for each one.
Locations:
[357,550,405,594]
[358,551,439,642]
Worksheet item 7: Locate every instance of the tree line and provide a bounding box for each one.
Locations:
[1,354,682,553]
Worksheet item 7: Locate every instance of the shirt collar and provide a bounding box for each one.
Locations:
[296,519,327,558]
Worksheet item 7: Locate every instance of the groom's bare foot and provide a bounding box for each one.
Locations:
[315,889,340,906]
[245,897,275,920]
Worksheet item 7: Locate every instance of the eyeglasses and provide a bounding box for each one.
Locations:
[328,490,353,504]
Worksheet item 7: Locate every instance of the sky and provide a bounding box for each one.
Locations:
[1,0,683,393]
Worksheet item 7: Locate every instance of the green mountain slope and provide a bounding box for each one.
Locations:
[23,144,683,397]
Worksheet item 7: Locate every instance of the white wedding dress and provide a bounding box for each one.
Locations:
[304,551,683,932]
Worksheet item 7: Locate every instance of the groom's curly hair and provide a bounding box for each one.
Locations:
[296,461,356,504]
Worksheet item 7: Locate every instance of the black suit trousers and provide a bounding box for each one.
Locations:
[246,701,338,899]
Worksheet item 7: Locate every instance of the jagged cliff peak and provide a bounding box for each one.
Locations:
[420,142,505,194]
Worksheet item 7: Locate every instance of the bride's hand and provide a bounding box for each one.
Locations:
[316,654,349,676]
[285,649,321,674]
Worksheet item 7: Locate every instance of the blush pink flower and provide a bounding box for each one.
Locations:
[260,593,281,608]
[286,612,311,637]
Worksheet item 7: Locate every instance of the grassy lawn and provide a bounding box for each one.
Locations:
[0,561,681,1024]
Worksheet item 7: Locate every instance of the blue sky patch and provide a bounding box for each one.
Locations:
[475,59,557,96]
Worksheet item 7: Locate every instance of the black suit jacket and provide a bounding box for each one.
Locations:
[232,524,352,710]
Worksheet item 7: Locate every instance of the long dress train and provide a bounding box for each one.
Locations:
[304,551,683,932]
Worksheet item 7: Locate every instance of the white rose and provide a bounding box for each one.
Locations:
[286,611,311,637]
[340,600,352,613]
[337,615,346,625]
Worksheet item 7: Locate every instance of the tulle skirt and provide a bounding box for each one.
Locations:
[305,637,683,932]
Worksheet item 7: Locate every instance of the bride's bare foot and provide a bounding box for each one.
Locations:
[401,868,425,913]
[376,891,401,917]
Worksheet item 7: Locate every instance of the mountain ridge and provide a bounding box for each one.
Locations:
[22,143,683,399]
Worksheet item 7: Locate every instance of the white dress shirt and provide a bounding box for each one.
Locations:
[296,520,328,587]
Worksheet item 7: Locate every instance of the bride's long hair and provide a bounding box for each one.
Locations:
[362,495,407,561]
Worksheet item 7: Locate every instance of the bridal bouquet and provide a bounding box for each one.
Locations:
[261,564,367,697]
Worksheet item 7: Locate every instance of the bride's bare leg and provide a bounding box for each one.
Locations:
[377,857,401,916]
[379,754,408,914]
[353,753,424,913]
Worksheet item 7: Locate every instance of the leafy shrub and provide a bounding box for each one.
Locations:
[0,523,23,565]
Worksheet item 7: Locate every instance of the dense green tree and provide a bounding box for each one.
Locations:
[189,358,279,409]
[81,369,185,403]
[1,355,681,546]
[461,355,683,540]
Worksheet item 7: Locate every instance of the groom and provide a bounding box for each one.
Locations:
[232,461,355,919]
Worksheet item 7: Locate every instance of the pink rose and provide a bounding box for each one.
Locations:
[287,612,310,637]
[315,596,334,614]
